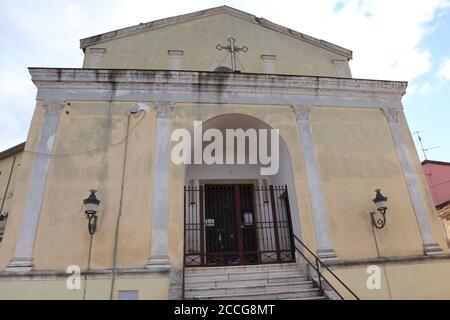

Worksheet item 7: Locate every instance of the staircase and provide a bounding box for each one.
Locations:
[184,263,326,300]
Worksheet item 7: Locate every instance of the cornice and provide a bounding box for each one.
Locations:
[28,68,407,109]
[79,5,352,59]
[29,68,406,93]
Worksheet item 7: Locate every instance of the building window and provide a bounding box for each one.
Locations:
[118,290,139,300]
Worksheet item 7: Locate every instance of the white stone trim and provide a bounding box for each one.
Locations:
[89,48,106,68]
[292,105,337,260]
[382,108,443,255]
[332,59,351,78]
[6,100,64,272]
[30,69,407,110]
[261,55,276,74]
[168,50,183,70]
[146,102,174,270]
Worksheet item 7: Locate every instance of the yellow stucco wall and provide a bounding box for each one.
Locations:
[0,103,45,269]
[330,260,450,300]
[1,101,448,299]
[0,276,169,300]
[83,13,350,77]
[0,150,23,242]
[2,102,448,269]
[310,107,442,260]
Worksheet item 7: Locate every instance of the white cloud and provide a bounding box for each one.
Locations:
[243,0,449,81]
[0,0,449,150]
[404,84,417,98]
[439,58,450,79]
[419,82,432,95]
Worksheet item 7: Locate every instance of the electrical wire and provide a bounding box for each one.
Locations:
[20,114,145,157]
[430,180,450,188]
[109,110,145,300]
[217,52,231,69]
[236,53,246,72]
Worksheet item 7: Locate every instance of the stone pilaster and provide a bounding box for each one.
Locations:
[292,105,337,261]
[382,107,443,255]
[6,100,64,272]
[146,102,174,270]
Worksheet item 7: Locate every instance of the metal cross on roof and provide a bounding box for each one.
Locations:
[216,37,248,72]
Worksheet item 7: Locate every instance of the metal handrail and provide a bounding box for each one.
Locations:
[292,235,359,300]
[182,186,187,300]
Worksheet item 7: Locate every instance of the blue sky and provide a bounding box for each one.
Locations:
[0,0,449,162]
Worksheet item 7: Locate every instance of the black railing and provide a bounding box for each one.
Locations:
[184,184,295,267]
[292,234,359,300]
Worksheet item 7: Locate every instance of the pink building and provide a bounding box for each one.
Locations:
[422,160,450,246]
[422,160,450,209]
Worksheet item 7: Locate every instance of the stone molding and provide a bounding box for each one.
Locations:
[382,107,401,123]
[0,267,171,281]
[292,105,310,122]
[6,99,64,272]
[154,102,174,119]
[326,253,450,269]
[79,6,352,59]
[29,68,407,109]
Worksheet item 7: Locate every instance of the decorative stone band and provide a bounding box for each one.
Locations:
[292,105,337,261]
[146,102,174,270]
[29,68,407,110]
[6,100,65,272]
[381,108,400,123]
[381,107,443,256]
[154,102,174,119]
[292,105,310,122]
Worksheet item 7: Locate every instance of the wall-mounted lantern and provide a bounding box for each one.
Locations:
[370,189,388,229]
[83,190,101,235]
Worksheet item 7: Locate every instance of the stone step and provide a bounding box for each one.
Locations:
[185,274,309,288]
[184,281,314,297]
[185,263,299,275]
[286,295,327,300]
[185,268,305,281]
[190,288,323,300]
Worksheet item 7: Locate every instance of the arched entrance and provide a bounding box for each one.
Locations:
[183,113,301,267]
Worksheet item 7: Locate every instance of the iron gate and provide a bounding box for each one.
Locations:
[184,184,295,267]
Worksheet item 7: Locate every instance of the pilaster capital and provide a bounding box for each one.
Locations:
[43,100,65,117]
[292,105,311,122]
[154,101,174,119]
[382,107,402,123]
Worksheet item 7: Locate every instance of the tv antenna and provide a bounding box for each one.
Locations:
[412,130,441,160]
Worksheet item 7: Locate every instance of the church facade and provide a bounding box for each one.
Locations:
[0,6,449,299]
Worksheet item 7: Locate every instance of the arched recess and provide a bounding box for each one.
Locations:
[214,66,233,72]
[183,113,302,266]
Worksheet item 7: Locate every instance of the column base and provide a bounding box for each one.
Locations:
[5,257,34,272]
[423,243,445,256]
[146,255,171,270]
[317,249,338,262]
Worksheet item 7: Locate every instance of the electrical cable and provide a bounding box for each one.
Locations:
[109,110,145,300]
[20,114,145,157]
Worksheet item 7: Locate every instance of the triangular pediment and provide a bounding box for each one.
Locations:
[80,5,352,59]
